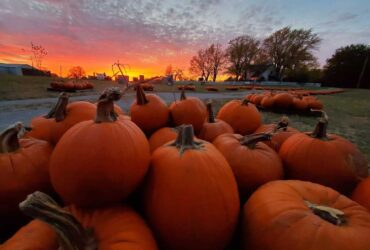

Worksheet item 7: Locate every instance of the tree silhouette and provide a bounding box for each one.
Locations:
[68,66,86,79]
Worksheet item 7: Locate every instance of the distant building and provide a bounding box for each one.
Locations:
[132,77,138,82]
[139,75,144,81]
[116,75,129,85]
[95,73,106,80]
[246,64,277,81]
[0,63,34,76]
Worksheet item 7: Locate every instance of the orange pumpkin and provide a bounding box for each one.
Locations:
[148,127,178,153]
[1,191,158,250]
[143,125,239,250]
[260,95,274,109]
[0,123,53,213]
[27,92,96,145]
[351,177,370,211]
[254,117,299,151]
[169,90,207,133]
[217,99,262,135]
[130,85,169,134]
[213,133,283,199]
[292,97,308,111]
[241,180,370,250]
[272,93,293,109]
[198,100,234,142]
[0,123,53,239]
[279,113,368,194]
[50,88,150,207]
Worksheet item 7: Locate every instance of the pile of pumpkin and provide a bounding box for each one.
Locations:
[247,91,324,113]
[177,85,196,91]
[50,80,94,91]
[1,85,370,250]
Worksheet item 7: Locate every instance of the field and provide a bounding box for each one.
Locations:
[0,74,369,161]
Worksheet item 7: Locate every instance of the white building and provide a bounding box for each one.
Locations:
[0,63,33,76]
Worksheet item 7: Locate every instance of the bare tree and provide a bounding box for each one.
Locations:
[207,44,227,82]
[30,42,48,69]
[263,26,321,81]
[189,49,207,80]
[68,66,86,79]
[226,36,260,81]
[173,68,184,81]
[165,64,173,76]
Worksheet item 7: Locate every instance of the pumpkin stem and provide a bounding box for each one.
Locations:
[240,133,271,149]
[136,85,149,105]
[305,200,346,226]
[276,116,289,132]
[180,89,186,100]
[19,191,97,250]
[206,100,215,123]
[171,125,203,155]
[44,92,69,122]
[0,122,28,153]
[310,109,329,139]
[95,87,122,123]
[241,99,250,106]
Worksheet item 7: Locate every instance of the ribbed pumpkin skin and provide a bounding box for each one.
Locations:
[213,134,283,198]
[0,139,53,216]
[169,97,207,133]
[260,96,274,109]
[217,100,262,135]
[241,180,370,250]
[292,97,308,111]
[254,124,299,152]
[198,119,234,142]
[352,177,370,211]
[251,95,264,106]
[0,205,158,250]
[272,93,293,109]
[143,141,240,250]
[130,94,169,134]
[279,133,368,194]
[149,127,178,153]
[50,117,150,207]
[28,101,96,145]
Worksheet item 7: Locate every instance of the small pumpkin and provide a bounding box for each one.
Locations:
[213,133,283,199]
[217,99,262,135]
[254,116,299,152]
[169,90,207,133]
[241,180,370,250]
[292,96,308,111]
[50,87,150,207]
[198,100,234,142]
[130,85,169,134]
[1,191,158,250]
[351,177,370,211]
[143,125,239,250]
[279,111,368,194]
[148,127,178,153]
[27,92,96,145]
[260,95,274,109]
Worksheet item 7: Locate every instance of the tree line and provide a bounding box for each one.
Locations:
[189,26,369,88]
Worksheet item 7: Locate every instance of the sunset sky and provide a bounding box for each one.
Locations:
[1,0,370,78]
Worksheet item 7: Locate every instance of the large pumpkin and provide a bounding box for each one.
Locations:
[1,191,158,250]
[198,100,233,142]
[143,125,240,250]
[254,116,299,151]
[50,87,150,207]
[0,122,53,215]
[130,85,169,134]
[351,177,370,211]
[148,127,178,153]
[169,90,207,133]
[279,113,368,194]
[27,92,96,145]
[272,93,293,109]
[213,133,283,199]
[0,123,53,239]
[217,99,262,135]
[241,180,370,250]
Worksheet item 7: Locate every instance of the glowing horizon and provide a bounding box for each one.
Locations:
[1,0,370,80]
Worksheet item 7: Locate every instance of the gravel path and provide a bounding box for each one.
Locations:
[0,91,250,130]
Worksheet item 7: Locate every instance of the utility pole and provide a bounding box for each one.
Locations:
[357,51,369,89]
